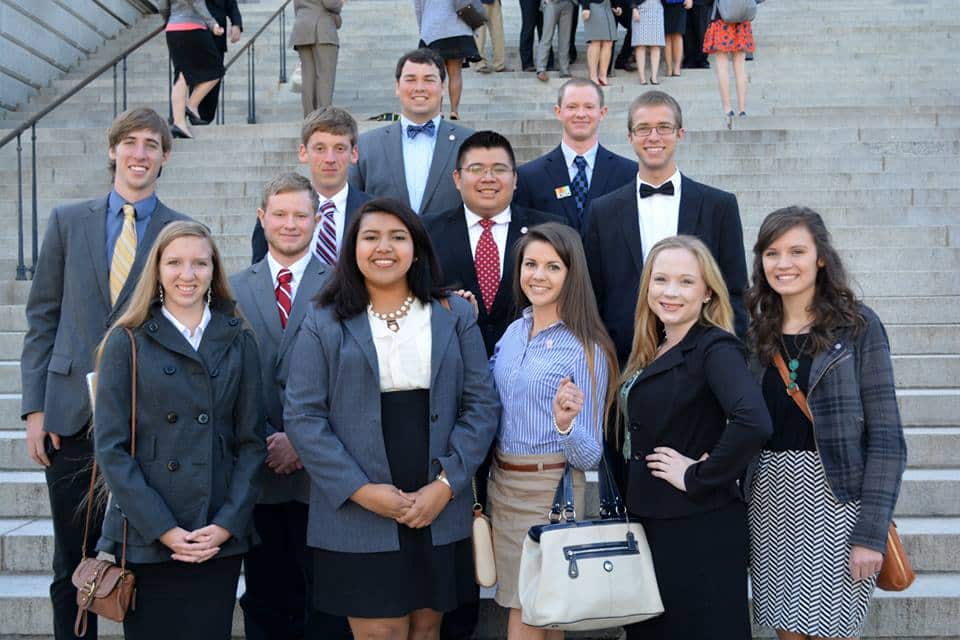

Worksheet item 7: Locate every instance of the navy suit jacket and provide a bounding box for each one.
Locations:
[422,204,566,356]
[514,144,637,230]
[582,174,749,364]
[250,185,371,264]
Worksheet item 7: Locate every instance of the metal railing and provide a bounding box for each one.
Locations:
[0,0,293,279]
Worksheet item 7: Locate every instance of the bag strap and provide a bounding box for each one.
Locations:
[549,464,576,523]
[597,450,626,518]
[80,328,137,571]
[772,352,814,424]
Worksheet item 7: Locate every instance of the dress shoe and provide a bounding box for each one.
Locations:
[186,106,209,126]
[494,66,514,72]
[475,65,493,74]
[171,124,193,139]
[522,64,537,72]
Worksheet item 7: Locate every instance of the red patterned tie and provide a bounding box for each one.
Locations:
[474,219,499,313]
[275,268,293,329]
[315,200,337,265]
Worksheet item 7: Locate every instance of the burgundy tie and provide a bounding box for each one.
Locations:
[276,268,293,329]
[474,219,499,313]
[315,200,337,265]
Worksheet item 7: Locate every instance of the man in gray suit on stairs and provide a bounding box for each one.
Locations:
[20,107,190,640]
[349,48,474,217]
[232,173,350,639]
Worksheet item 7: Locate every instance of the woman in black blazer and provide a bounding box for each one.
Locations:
[94,221,265,640]
[617,235,771,640]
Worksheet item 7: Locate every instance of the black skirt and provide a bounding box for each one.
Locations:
[166,28,224,85]
[662,3,687,34]
[625,501,751,640]
[420,36,482,62]
[312,390,476,618]
[122,555,242,640]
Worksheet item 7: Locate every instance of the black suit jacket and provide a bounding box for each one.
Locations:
[623,323,771,519]
[251,186,371,264]
[514,144,637,230]
[205,0,243,52]
[582,174,748,364]
[422,204,566,356]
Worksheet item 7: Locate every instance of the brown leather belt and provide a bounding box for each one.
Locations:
[494,456,566,472]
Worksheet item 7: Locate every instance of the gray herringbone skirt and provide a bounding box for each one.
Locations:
[748,450,877,638]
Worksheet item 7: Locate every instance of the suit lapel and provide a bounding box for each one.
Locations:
[490,210,524,314]
[113,203,177,312]
[344,186,370,225]
[248,259,284,348]
[277,257,328,357]
[616,185,645,276]
[420,121,459,215]
[545,146,578,222]
[343,313,379,378]
[430,298,456,389]
[143,306,206,364]
[197,309,243,372]
[82,196,111,312]
[587,145,614,199]
[677,174,703,236]
[384,123,410,205]
[446,209,482,294]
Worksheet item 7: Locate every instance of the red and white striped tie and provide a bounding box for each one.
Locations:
[275,268,293,329]
[315,200,337,265]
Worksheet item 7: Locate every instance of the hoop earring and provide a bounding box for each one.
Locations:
[206,288,212,305]
[158,287,164,304]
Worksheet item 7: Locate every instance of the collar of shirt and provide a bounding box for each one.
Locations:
[318,183,349,215]
[464,205,512,229]
[521,305,566,334]
[108,190,158,220]
[267,250,313,302]
[560,140,599,175]
[161,304,212,350]
[637,168,682,196]
[400,115,442,141]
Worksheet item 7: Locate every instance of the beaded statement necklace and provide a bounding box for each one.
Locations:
[369,296,415,332]
[780,334,810,391]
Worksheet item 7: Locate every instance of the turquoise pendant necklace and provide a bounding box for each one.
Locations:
[780,334,810,391]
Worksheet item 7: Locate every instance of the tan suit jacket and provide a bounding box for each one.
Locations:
[290,0,344,46]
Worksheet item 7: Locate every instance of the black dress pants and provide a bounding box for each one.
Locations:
[683,1,713,68]
[46,431,101,640]
[518,0,545,68]
[240,501,352,640]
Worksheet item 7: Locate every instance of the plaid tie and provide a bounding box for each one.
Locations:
[315,200,337,265]
[275,268,293,329]
[109,203,137,305]
[474,219,499,313]
[571,156,589,221]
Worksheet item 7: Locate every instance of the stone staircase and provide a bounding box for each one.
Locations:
[1,0,959,637]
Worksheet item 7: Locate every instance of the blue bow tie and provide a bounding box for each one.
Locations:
[406,120,436,139]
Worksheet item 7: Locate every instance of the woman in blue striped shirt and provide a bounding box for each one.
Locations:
[487,222,618,640]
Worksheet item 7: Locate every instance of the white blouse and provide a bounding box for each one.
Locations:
[367,299,432,392]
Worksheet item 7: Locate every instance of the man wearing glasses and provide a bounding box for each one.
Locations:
[582,90,749,364]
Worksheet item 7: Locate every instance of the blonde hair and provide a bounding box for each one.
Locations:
[621,235,734,379]
[95,221,236,367]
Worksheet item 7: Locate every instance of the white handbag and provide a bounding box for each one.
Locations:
[471,476,497,588]
[518,455,664,631]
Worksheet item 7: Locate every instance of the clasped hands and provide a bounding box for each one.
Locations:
[266,432,302,474]
[352,481,453,529]
[160,524,231,564]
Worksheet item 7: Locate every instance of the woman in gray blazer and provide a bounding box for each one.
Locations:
[94,221,265,640]
[284,197,500,639]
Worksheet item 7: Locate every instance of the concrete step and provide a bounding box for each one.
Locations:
[893,356,960,389]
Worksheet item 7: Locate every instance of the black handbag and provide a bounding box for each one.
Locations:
[455,1,487,29]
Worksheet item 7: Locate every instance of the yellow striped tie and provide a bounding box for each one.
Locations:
[109,203,138,305]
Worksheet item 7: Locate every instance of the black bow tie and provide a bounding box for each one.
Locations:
[639,182,676,198]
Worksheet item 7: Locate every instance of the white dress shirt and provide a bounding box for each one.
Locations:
[560,140,599,188]
[368,299,432,391]
[161,304,212,351]
[400,115,441,214]
[636,169,682,262]
[464,205,511,280]
[267,249,313,304]
[312,183,349,259]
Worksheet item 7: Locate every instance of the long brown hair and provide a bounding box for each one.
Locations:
[746,206,866,364]
[621,235,734,380]
[512,223,619,432]
[95,221,237,367]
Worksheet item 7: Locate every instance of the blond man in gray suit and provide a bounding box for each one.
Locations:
[291,0,343,116]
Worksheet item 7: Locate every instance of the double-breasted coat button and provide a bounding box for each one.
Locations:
[629,422,641,432]
[166,459,180,472]
[147,322,159,332]
[228,318,240,326]
[430,414,439,423]
[166,412,178,424]
[197,412,210,424]
[163,366,176,375]
[210,369,220,378]
[632,452,643,461]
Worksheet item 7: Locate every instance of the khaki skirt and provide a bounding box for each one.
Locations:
[487,451,585,609]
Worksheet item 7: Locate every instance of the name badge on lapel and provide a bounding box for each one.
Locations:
[554,186,572,200]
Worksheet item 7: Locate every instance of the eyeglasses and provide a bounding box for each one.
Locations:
[630,124,678,137]
[458,163,514,177]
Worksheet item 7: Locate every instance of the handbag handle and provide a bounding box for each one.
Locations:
[80,328,137,571]
[549,452,626,523]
